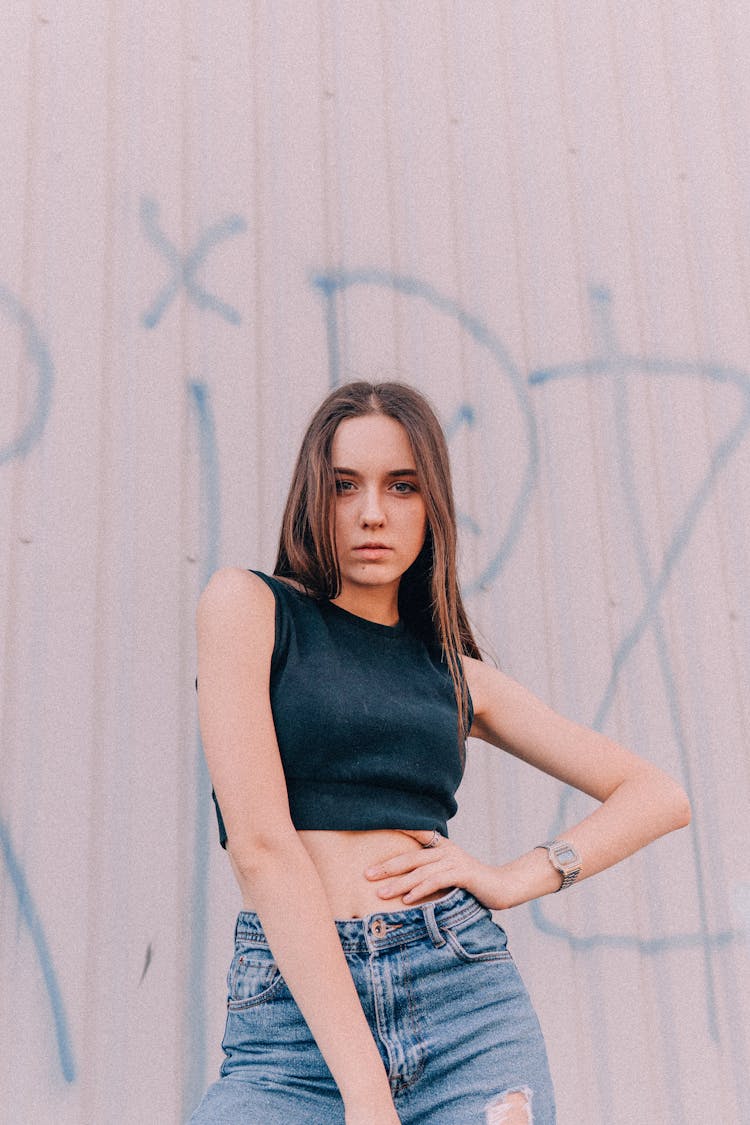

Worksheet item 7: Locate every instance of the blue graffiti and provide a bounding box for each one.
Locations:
[444,404,482,536]
[183,380,221,1119]
[311,269,538,593]
[140,197,247,328]
[0,284,74,1081]
[529,286,748,1036]
[0,822,76,1082]
[444,402,477,440]
[189,381,221,567]
[311,270,747,1041]
[0,284,54,464]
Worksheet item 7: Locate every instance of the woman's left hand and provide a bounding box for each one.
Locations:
[364,831,503,909]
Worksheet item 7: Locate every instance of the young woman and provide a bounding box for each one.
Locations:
[189,381,691,1125]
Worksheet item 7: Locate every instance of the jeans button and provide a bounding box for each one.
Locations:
[371,918,387,938]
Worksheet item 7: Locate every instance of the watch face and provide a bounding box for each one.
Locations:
[555,846,578,865]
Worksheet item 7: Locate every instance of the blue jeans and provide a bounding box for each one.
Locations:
[189,889,556,1123]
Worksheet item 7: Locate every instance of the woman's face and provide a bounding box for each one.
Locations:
[330,413,428,600]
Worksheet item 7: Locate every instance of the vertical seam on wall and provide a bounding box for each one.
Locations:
[705,2,750,768]
[697,7,750,1107]
[317,0,336,299]
[549,5,615,1116]
[654,0,723,1047]
[250,3,267,530]
[4,0,43,825]
[605,7,686,1116]
[496,4,551,872]
[316,0,345,389]
[83,0,120,1116]
[441,3,475,585]
[438,0,468,399]
[377,0,403,375]
[180,2,209,1114]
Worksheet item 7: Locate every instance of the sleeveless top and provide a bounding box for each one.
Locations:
[211,570,472,846]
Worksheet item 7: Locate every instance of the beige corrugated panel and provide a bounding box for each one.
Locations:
[1,3,748,1122]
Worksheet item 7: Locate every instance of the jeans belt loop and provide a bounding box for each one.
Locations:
[422,901,446,948]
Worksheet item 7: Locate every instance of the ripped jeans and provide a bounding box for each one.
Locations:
[188,888,556,1124]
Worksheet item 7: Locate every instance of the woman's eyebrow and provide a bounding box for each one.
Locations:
[332,467,418,477]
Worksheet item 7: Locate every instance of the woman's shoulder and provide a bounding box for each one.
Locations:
[197,567,277,627]
[197,567,319,628]
[460,653,510,722]
[197,568,325,672]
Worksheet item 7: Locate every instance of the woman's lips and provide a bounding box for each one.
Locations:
[353,544,392,558]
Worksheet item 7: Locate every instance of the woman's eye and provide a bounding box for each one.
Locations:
[335,479,355,493]
[391,481,417,494]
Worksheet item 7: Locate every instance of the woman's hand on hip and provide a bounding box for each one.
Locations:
[364,831,505,909]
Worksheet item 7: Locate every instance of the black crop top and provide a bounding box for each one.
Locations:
[211,570,472,846]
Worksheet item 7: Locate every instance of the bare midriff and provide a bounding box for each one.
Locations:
[239,829,450,919]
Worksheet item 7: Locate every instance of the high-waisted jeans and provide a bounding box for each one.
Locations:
[188,888,556,1123]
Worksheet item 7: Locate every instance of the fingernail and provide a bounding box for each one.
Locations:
[365,866,381,878]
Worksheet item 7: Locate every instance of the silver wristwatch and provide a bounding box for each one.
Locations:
[535,839,581,891]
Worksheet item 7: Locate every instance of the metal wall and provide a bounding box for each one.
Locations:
[1,3,748,1122]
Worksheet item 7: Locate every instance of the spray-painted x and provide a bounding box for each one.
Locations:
[140,196,247,328]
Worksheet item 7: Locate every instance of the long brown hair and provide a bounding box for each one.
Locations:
[275,381,482,742]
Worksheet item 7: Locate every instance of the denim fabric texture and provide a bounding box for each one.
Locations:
[188,888,556,1124]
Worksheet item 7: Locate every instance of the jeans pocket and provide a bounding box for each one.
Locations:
[442,914,513,964]
[226,941,284,1009]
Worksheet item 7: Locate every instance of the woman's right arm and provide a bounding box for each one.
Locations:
[196,568,398,1124]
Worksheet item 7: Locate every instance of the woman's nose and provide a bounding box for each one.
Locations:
[359,489,385,526]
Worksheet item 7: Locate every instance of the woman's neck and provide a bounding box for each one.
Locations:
[330,582,400,626]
